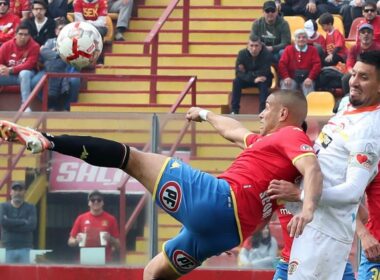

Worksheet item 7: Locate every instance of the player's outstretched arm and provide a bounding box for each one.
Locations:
[288,155,323,238]
[186,107,251,149]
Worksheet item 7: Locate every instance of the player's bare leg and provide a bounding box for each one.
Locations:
[144,252,180,280]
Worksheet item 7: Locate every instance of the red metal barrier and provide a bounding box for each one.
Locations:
[0,265,275,280]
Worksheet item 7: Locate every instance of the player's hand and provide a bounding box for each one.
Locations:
[287,209,313,238]
[306,2,317,13]
[267,179,301,202]
[185,107,205,122]
[361,231,380,262]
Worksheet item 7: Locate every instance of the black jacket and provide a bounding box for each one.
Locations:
[235,45,273,83]
[23,17,56,46]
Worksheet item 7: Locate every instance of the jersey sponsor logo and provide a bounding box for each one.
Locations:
[172,250,198,273]
[159,181,182,212]
[259,191,273,220]
[80,145,89,160]
[288,260,299,275]
[318,132,332,149]
[170,160,181,169]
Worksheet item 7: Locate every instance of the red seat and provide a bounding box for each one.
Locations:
[347,17,365,41]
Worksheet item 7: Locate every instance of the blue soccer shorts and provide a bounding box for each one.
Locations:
[358,250,380,280]
[153,158,241,275]
[273,259,355,280]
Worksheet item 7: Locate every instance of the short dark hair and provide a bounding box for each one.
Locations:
[55,17,68,29]
[32,0,48,9]
[16,22,31,34]
[363,0,377,9]
[319,12,334,25]
[358,50,380,78]
[249,34,261,43]
[88,190,104,201]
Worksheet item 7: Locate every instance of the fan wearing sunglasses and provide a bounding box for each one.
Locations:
[68,190,120,263]
[251,1,291,64]
[356,0,380,44]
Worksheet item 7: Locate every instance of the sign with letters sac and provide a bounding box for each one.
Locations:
[49,152,145,193]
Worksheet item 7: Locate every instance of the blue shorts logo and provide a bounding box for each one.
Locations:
[159,181,182,212]
[172,250,198,273]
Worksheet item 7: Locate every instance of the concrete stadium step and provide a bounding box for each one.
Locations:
[189,158,232,171]
[0,169,27,182]
[121,30,247,43]
[77,91,229,106]
[70,104,223,114]
[125,251,149,265]
[86,79,231,91]
[137,6,262,19]
[105,54,235,67]
[143,0,266,6]
[158,211,181,226]
[196,144,240,158]
[112,42,243,55]
[129,18,252,31]
[0,155,38,168]
[135,237,167,252]
[96,66,234,79]
[143,225,181,239]
[144,0,213,6]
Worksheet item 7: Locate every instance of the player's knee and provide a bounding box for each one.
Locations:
[143,254,179,280]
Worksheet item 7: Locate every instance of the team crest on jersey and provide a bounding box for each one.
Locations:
[288,260,299,275]
[300,144,313,151]
[172,250,199,273]
[159,181,182,212]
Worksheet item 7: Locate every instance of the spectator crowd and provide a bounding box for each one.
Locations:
[0,0,134,111]
[231,0,380,114]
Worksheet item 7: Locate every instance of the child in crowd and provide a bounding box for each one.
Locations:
[318,12,347,66]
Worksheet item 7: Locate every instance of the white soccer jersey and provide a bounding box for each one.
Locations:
[309,104,380,243]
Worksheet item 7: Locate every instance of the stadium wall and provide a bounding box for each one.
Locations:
[0,265,275,279]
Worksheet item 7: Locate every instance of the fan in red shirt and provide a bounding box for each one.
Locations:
[73,0,108,37]
[279,29,321,96]
[319,12,347,67]
[355,0,380,45]
[68,190,120,263]
[9,0,29,20]
[0,0,20,46]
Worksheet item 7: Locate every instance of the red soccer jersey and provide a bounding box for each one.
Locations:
[9,0,29,18]
[0,12,20,45]
[307,32,326,53]
[325,28,347,58]
[74,0,108,21]
[218,126,315,241]
[365,162,380,242]
[70,211,119,262]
